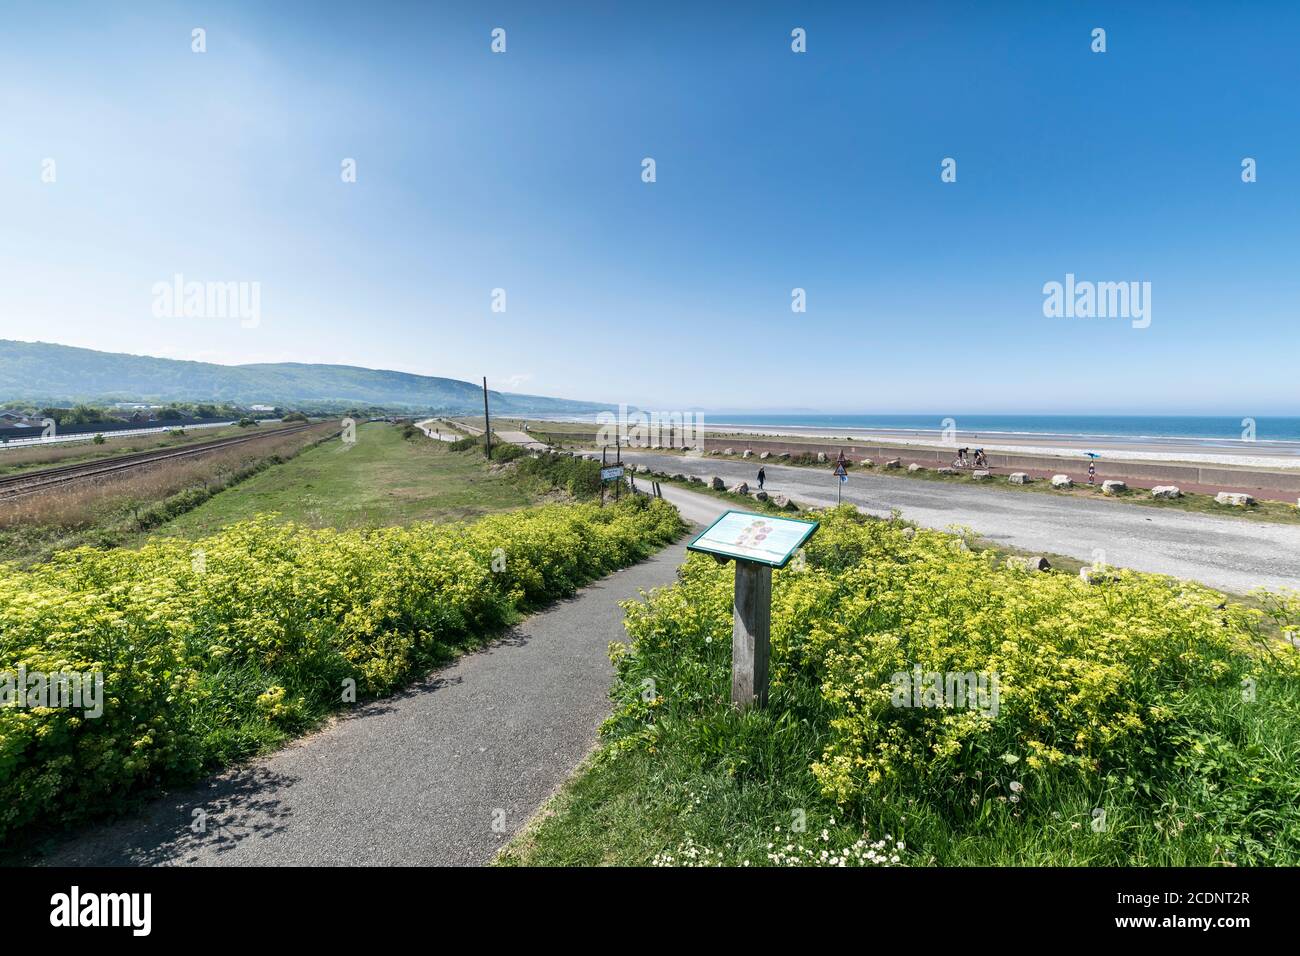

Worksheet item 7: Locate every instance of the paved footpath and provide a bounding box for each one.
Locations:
[34,497,727,867]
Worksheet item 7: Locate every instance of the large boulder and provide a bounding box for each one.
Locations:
[860,458,874,468]
[687,475,704,485]
[753,490,769,502]
[1151,485,1181,499]
[1216,491,1254,506]
[778,452,790,459]
[937,466,956,476]
[1101,480,1127,495]
[723,447,735,456]
[759,451,770,460]
[971,470,991,481]
[771,494,794,510]
[817,452,828,463]
[742,450,753,459]
[1008,472,1031,485]
[908,463,924,473]
[710,476,726,491]
[729,482,750,495]
[884,458,901,469]
[1051,474,1072,488]
[671,473,687,482]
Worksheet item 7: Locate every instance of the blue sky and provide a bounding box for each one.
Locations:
[1,1,1297,413]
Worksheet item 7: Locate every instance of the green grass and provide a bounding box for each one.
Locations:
[151,422,537,537]
[503,677,1300,867]
[501,507,1300,867]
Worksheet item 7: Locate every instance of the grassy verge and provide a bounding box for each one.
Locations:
[501,505,1300,867]
[648,472,799,516]
[151,421,538,537]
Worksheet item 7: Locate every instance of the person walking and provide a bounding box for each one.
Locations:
[757,466,766,491]
[1087,460,1096,486]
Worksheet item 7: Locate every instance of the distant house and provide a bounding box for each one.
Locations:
[249,404,276,413]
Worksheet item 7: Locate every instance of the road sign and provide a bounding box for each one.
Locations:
[833,462,847,477]
[600,465,625,481]
[839,474,848,483]
[687,510,819,570]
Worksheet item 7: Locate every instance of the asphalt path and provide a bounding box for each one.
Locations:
[33,497,728,867]
[620,451,1300,594]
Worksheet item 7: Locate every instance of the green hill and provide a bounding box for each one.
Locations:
[0,340,611,415]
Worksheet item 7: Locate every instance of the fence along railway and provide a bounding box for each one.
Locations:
[0,422,328,501]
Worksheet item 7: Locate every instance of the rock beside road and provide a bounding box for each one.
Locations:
[730,482,750,495]
[1009,472,1031,484]
[1051,475,1072,488]
[971,470,991,481]
[1102,480,1127,495]
[710,476,726,490]
[884,458,901,469]
[908,463,924,473]
[1151,485,1181,499]
[1216,492,1254,506]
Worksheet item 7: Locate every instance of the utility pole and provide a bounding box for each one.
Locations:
[482,376,492,460]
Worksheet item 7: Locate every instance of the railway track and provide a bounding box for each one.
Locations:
[0,423,327,501]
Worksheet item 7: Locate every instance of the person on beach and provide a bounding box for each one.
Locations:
[757,467,766,491]
[1088,460,1096,485]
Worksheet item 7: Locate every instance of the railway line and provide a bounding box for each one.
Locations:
[0,422,328,501]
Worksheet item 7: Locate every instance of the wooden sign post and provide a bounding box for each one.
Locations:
[686,510,819,710]
[731,559,772,708]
